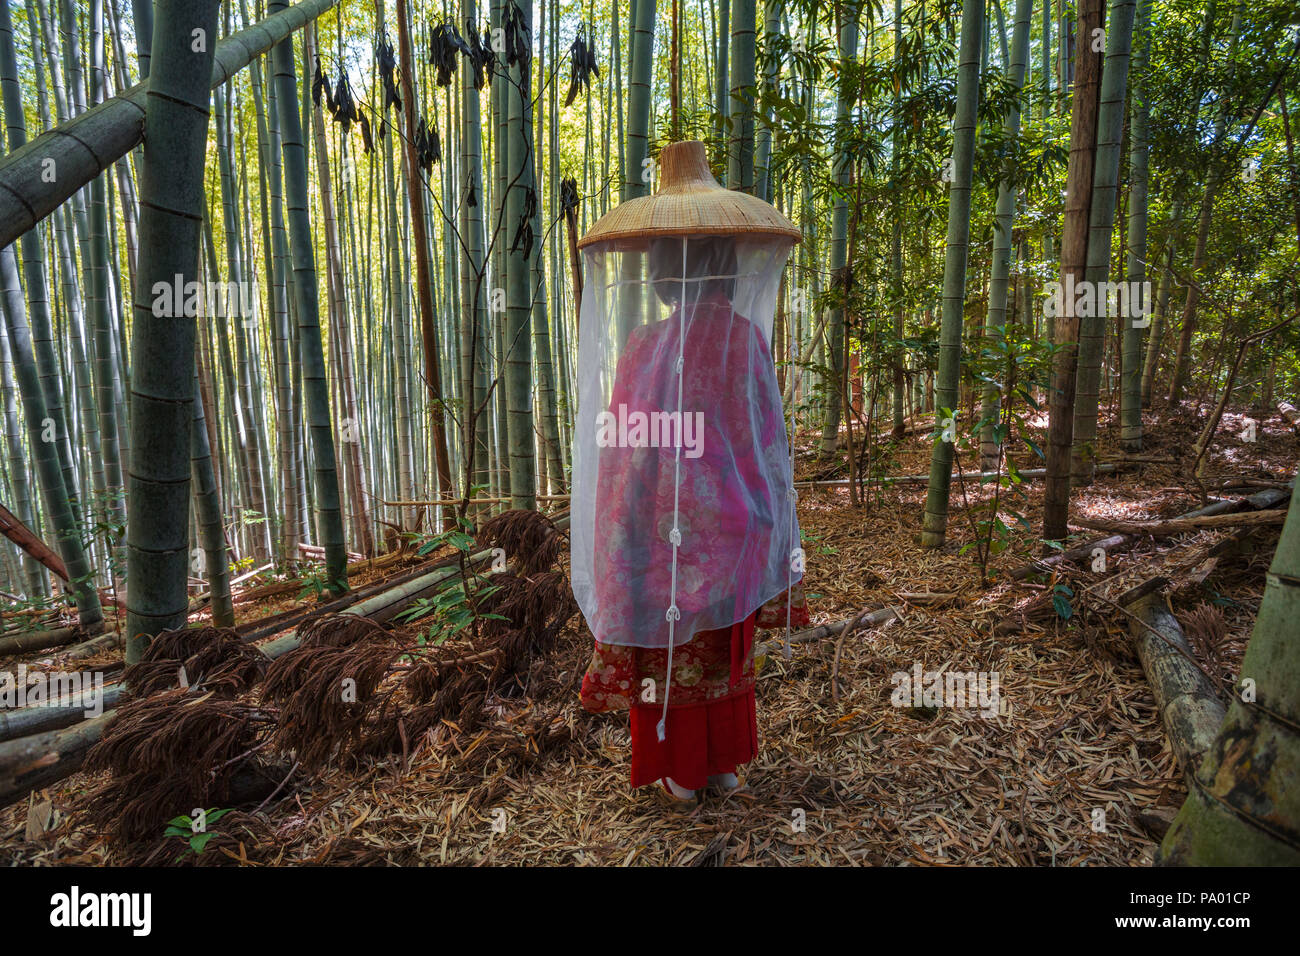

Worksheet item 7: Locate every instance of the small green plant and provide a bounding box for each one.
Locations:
[294,563,330,601]
[1052,582,1075,620]
[950,321,1057,583]
[395,580,508,644]
[164,808,233,860]
[397,516,509,644]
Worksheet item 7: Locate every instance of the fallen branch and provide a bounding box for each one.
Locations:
[759,606,902,655]
[1071,509,1287,537]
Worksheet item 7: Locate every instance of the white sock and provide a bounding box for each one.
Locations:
[708,773,739,790]
[662,777,695,799]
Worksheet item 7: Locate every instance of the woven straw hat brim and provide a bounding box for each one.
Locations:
[577,140,801,251]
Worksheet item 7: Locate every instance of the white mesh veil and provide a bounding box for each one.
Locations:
[570,234,802,668]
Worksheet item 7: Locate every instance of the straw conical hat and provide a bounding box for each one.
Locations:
[577,140,801,251]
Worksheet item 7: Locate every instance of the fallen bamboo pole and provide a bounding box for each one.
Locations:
[0,501,68,581]
[1125,594,1226,783]
[0,715,115,805]
[1072,508,1287,537]
[0,686,123,740]
[0,624,94,657]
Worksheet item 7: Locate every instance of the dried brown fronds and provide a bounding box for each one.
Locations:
[297,613,394,649]
[263,621,408,770]
[124,626,266,697]
[476,508,564,576]
[1181,602,1230,683]
[83,690,276,842]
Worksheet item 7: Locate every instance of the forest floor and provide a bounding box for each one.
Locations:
[2,398,1294,866]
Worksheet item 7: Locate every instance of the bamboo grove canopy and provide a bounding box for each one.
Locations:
[570,140,803,669]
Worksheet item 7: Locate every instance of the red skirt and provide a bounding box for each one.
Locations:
[627,613,759,790]
[630,688,758,790]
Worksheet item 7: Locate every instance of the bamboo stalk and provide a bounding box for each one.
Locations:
[0,0,341,249]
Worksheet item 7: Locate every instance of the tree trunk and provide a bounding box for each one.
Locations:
[1041,0,1104,543]
[1072,0,1137,485]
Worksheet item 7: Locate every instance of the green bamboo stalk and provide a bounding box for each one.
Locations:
[625,0,656,202]
[714,0,729,160]
[753,0,779,201]
[920,0,983,548]
[269,0,348,592]
[1070,0,1137,485]
[123,0,223,659]
[819,3,857,458]
[977,0,1033,472]
[1,246,100,626]
[213,83,273,563]
[0,0,82,536]
[190,369,233,626]
[305,23,374,557]
[0,317,47,597]
[728,0,756,191]
[1119,0,1152,450]
[264,58,301,566]
[504,0,537,509]
[1159,479,1300,864]
[0,0,341,250]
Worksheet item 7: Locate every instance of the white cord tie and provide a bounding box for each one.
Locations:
[659,240,690,744]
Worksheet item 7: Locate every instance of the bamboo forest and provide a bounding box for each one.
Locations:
[0,0,1296,890]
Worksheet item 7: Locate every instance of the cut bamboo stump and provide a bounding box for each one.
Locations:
[1126,594,1226,783]
[63,630,124,660]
